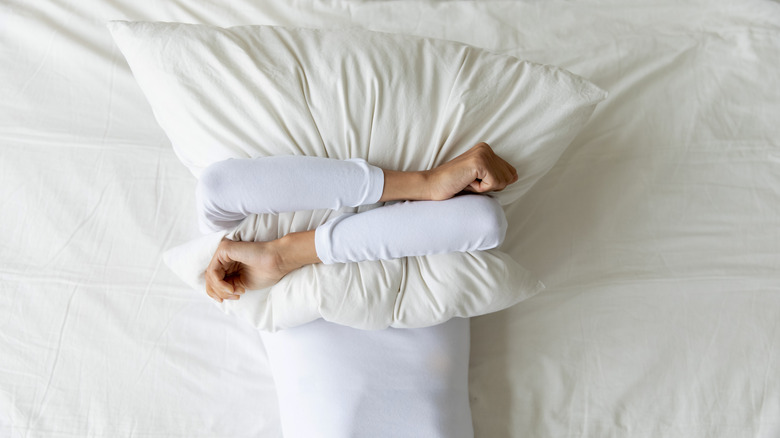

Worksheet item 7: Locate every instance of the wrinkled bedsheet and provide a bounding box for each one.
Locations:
[1,1,779,437]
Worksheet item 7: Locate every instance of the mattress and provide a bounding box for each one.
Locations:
[1,0,779,437]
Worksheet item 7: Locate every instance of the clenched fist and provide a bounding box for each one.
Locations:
[426,142,518,201]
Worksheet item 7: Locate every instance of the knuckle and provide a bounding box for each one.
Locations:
[216,240,232,256]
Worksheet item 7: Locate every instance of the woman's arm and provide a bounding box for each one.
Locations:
[379,142,518,202]
[205,194,508,303]
[203,142,518,302]
[198,142,518,233]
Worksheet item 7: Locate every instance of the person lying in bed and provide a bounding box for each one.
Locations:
[198,142,518,303]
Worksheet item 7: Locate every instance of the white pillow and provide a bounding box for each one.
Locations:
[162,214,542,330]
[107,21,605,205]
[260,317,473,438]
[109,21,605,331]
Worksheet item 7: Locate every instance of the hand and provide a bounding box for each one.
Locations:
[204,238,286,303]
[427,142,518,201]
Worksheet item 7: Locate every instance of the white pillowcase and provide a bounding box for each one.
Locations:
[108,21,605,331]
[107,21,606,205]
[162,214,542,330]
[260,317,473,438]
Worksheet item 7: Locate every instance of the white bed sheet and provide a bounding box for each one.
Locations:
[2,1,779,437]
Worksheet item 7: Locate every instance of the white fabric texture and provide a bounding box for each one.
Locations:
[261,317,473,438]
[197,155,507,265]
[3,1,780,438]
[106,21,606,206]
[196,156,385,233]
[315,195,506,265]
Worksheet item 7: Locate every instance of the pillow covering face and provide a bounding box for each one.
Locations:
[109,21,605,331]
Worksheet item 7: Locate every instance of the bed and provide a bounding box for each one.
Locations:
[2,1,779,437]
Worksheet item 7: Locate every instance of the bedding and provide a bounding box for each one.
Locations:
[106,22,606,205]
[109,21,603,330]
[2,1,780,437]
